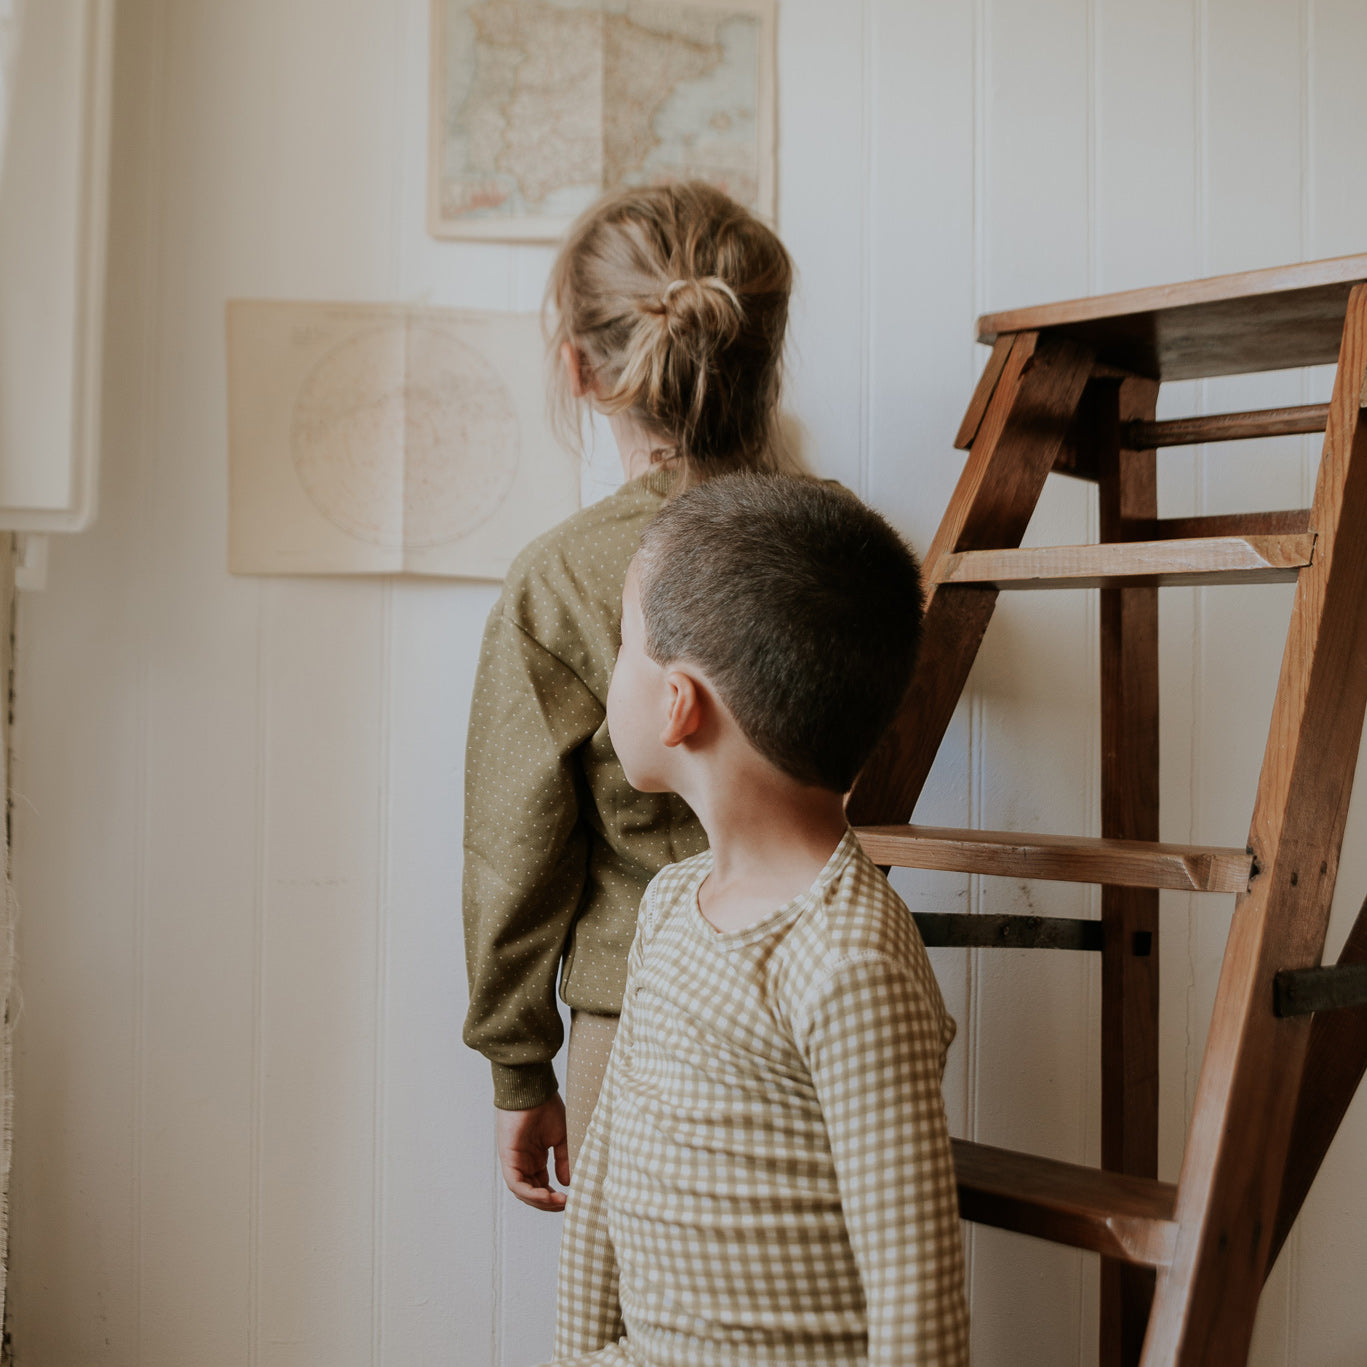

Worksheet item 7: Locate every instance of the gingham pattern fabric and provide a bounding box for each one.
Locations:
[547,830,969,1367]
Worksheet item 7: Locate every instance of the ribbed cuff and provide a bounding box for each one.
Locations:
[491,1059,559,1111]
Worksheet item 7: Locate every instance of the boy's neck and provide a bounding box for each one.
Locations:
[686,761,849,934]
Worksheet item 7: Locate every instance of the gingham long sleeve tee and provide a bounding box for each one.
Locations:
[550,830,970,1367]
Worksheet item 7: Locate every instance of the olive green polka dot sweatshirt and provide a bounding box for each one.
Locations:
[462,468,706,1111]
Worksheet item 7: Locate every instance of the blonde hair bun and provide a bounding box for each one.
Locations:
[547,182,792,484]
[658,277,743,342]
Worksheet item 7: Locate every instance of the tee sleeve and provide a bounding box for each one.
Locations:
[461,605,606,1111]
[798,955,970,1367]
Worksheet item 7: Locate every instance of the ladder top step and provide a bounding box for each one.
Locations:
[940,534,1314,590]
[856,826,1253,894]
[977,252,1367,380]
[953,1138,1178,1267]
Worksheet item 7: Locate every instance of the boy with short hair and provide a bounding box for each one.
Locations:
[547,473,969,1367]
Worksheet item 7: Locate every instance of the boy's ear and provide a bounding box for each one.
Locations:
[560,340,590,398]
[661,669,705,748]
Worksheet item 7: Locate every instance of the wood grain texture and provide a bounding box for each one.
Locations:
[978,253,1367,380]
[954,336,1013,449]
[1141,285,1367,1367]
[853,826,1252,893]
[1098,376,1161,1367]
[941,534,1314,590]
[846,333,1094,827]
[1124,403,1330,450]
[1124,510,1311,541]
[953,1139,1178,1268]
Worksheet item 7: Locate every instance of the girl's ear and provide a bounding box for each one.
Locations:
[561,340,590,398]
[661,669,705,748]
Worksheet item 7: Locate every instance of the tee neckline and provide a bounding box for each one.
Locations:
[688,828,859,947]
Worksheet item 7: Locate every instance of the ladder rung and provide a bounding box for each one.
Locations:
[1123,403,1330,449]
[914,912,1104,951]
[857,826,1253,892]
[1125,510,1311,540]
[1273,963,1367,1017]
[940,535,1314,590]
[953,1139,1178,1267]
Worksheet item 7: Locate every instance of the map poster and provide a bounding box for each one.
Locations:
[428,0,776,241]
[226,301,581,579]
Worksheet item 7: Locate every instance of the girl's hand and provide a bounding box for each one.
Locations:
[496,1097,570,1212]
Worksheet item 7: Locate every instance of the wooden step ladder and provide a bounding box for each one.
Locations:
[846,253,1367,1367]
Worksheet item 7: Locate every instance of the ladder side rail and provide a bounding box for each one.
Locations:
[955,336,1014,450]
[847,333,1095,826]
[1098,376,1162,1367]
[1142,284,1367,1367]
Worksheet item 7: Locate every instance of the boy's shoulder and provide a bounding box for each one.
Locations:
[777,834,954,1046]
[812,834,926,962]
[778,834,942,1002]
[641,849,712,936]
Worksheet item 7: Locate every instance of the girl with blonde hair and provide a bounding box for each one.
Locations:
[462,181,794,1210]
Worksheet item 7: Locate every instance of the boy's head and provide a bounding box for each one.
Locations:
[618,473,923,793]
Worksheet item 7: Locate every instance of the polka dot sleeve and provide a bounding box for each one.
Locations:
[461,607,605,1111]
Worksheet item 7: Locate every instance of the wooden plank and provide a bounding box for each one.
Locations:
[1269,893,1367,1266]
[977,253,1367,381]
[1141,285,1367,1366]
[954,336,1013,449]
[1124,510,1310,541]
[1099,375,1161,1367]
[847,333,1094,826]
[941,534,1314,590]
[1124,403,1329,450]
[913,912,1104,951]
[953,1139,1178,1268]
[854,826,1252,893]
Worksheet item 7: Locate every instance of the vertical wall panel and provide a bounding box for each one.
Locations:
[381,585,500,1365]
[385,17,503,1362]
[1091,1,1204,1230]
[251,1,400,1361]
[973,1,1097,1361]
[256,588,387,1367]
[1094,0,1198,295]
[5,2,159,1359]
[136,2,271,1360]
[865,0,978,1151]
[776,0,870,494]
[1196,6,1307,1360]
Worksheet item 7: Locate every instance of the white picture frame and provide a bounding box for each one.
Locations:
[0,0,114,534]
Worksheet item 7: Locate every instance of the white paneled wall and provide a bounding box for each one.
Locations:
[9,1,1367,1364]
